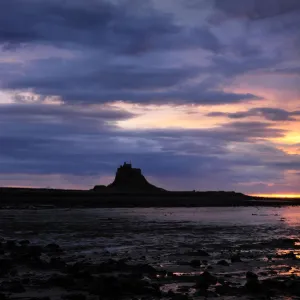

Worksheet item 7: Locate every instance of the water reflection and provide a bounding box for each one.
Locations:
[120,206,300,226]
[276,249,300,259]
[279,206,300,225]
[279,266,300,276]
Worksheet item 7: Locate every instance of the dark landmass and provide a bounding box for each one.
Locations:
[1,163,300,208]
[0,187,299,208]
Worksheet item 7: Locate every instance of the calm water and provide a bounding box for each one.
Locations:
[0,206,299,252]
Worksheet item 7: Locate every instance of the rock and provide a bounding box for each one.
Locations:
[171,294,190,300]
[261,278,284,290]
[9,269,18,276]
[95,260,158,275]
[49,257,66,269]
[22,278,30,284]
[0,294,8,300]
[137,264,157,274]
[5,240,16,250]
[290,280,300,296]
[217,260,230,266]
[96,259,122,272]
[231,254,242,263]
[89,275,161,297]
[47,274,74,289]
[167,290,175,297]
[245,272,262,294]
[266,254,273,261]
[216,283,240,295]
[196,250,210,256]
[75,270,93,280]
[10,245,43,263]
[88,276,117,295]
[0,259,13,276]
[29,256,50,270]
[19,240,30,246]
[61,294,86,300]
[186,250,210,257]
[29,245,43,256]
[261,278,300,296]
[246,271,258,281]
[245,279,262,293]
[0,280,26,293]
[195,271,217,290]
[65,262,86,274]
[65,262,92,281]
[190,259,201,267]
[45,243,63,253]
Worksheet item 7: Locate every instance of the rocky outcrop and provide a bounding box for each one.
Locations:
[93,162,164,192]
[107,162,164,192]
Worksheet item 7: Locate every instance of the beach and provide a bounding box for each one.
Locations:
[0,207,299,299]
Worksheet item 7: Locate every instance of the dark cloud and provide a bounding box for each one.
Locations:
[208,55,280,79]
[1,57,262,105]
[0,0,288,107]
[271,159,300,171]
[0,0,222,54]
[271,67,300,76]
[208,107,300,121]
[0,103,135,120]
[3,59,200,93]
[134,121,285,142]
[0,103,136,141]
[212,0,300,21]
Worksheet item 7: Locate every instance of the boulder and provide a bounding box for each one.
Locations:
[190,260,201,267]
[44,243,63,254]
[195,271,217,290]
[217,260,230,266]
[231,254,242,263]
[0,280,25,293]
[245,272,262,294]
[61,294,86,300]
[0,259,13,276]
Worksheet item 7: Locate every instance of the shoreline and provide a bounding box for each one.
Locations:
[0,207,299,299]
[1,187,300,208]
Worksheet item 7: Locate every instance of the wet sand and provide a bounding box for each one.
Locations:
[0,207,300,299]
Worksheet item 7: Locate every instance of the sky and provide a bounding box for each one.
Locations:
[0,0,299,195]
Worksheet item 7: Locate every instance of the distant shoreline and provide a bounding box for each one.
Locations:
[1,187,300,208]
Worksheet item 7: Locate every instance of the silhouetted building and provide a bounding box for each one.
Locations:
[93,162,164,192]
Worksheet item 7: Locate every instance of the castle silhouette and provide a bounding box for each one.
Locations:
[93,162,164,192]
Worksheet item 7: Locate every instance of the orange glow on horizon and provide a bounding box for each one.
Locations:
[252,194,300,198]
